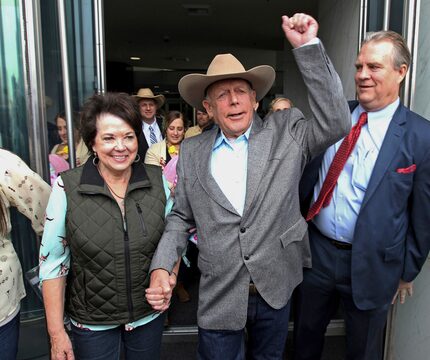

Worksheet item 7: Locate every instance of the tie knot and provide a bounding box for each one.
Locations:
[358,112,368,126]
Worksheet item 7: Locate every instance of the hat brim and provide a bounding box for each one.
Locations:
[178,65,275,111]
[133,94,165,108]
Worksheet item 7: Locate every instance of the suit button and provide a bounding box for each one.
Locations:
[244,255,250,261]
[240,227,246,233]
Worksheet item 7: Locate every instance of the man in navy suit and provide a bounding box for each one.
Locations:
[133,87,165,159]
[294,31,430,360]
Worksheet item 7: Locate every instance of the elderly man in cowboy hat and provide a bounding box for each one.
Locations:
[133,87,165,158]
[146,13,351,359]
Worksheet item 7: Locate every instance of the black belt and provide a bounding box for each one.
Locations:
[249,283,258,295]
[330,239,352,250]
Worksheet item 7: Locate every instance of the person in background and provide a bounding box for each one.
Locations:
[48,154,70,186]
[295,30,430,360]
[145,111,190,303]
[268,97,293,113]
[0,149,51,360]
[146,13,350,359]
[184,109,213,138]
[40,93,175,360]
[145,110,186,168]
[133,88,165,159]
[50,112,90,166]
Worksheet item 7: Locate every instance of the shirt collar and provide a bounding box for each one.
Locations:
[355,98,400,125]
[213,123,252,150]
[142,118,157,128]
[354,98,400,150]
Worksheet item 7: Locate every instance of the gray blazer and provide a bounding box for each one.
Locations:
[150,42,351,330]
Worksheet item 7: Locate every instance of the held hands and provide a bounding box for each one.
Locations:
[392,279,414,305]
[146,269,174,312]
[281,13,319,48]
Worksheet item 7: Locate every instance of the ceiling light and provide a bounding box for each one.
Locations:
[182,4,211,16]
[130,56,141,61]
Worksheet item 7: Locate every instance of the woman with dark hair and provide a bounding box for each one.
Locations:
[145,111,190,304]
[0,149,50,360]
[144,110,186,168]
[50,112,90,165]
[40,93,176,360]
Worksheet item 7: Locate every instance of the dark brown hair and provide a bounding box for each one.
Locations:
[163,111,187,135]
[80,93,142,150]
[55,111,81,130]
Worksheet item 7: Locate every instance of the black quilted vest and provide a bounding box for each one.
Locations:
[61,158,166,324]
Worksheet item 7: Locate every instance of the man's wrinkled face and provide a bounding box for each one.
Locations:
[203,79,256,139]
[355,40,407,112]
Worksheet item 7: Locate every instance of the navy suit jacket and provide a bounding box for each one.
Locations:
[300,100,430,310]
[137,116,164,160]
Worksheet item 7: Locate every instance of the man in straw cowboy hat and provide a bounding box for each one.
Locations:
[133,88,165,158]
[146,13,351,359]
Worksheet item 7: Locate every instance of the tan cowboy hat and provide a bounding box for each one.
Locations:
[178,53,275,110]
[133,88,165,108]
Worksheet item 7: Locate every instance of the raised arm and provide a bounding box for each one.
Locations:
[280,13,351,159]
[281,13,318,48]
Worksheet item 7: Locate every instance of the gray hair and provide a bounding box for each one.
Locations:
[362,30,411,70]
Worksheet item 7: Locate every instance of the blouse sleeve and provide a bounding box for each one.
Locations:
[145,144,162,166]
[39,176,70,281]
[0,151,51,235]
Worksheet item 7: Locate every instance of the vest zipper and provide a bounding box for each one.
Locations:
[135,202,148,236]
[123,229,134,320]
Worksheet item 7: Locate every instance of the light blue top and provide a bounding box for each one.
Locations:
[312,98,400,243]
[211,126,252,216]
[39,174,170,331]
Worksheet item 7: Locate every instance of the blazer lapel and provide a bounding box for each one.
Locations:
[243,116,273,217]
[361,104,407,210]
[195,128,239,215]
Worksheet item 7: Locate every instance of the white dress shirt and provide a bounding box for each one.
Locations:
[142,118,163,145]
[312,98,400,243]
[211,126,252,216]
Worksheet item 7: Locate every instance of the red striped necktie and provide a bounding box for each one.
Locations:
[306,112,368,221]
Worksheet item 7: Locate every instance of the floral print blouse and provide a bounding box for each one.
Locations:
[0,149,50,325]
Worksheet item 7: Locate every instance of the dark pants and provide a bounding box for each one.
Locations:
[71,313,165,360]
[0,312,20,360]
[198,292,291,360]
[293,225,389,360]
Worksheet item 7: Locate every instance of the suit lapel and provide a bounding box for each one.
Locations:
[195,129,239,215]
[243,116,273,217]
[137,131,149,159]
[361,104,407,210]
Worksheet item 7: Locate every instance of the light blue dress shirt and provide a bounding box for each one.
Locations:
[209,37,318,217]
[211,126,252,216]
[312,98,400,243]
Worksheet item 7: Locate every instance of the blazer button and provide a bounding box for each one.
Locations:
[244,255,250,260]
[240,227,246,233]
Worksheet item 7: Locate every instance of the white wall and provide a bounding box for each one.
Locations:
[412,0,430,120]
[388,1,430,358]
[318,0,359,100]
